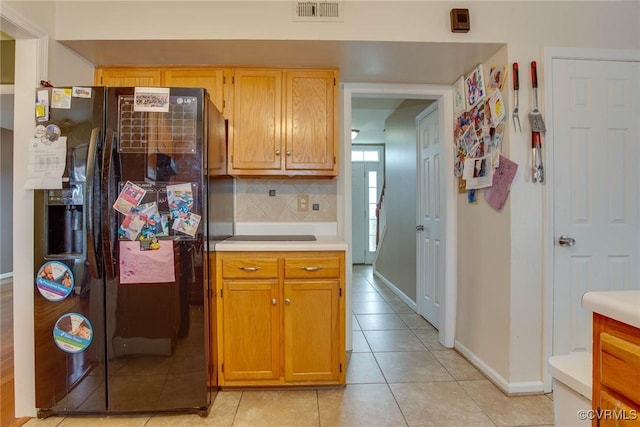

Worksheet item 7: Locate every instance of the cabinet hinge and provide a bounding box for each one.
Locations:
[223,75,226,84]
[339,288,342,297]
[223,100,226,109]
[221,363,224,373]
[333,77,336,86]
[220,289,223,298]
[333,156,336,165]
[339,363,342,373]
[232,76,235,84]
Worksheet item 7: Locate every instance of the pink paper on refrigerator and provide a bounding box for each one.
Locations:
[119,240,175,284]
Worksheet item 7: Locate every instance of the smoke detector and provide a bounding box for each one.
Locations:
[293,1,343,22]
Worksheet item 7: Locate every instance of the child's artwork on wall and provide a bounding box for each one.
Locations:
[488,65,507,90]
[465,64,486,108]
[453,76,466,115]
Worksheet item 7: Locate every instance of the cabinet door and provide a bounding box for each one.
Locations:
[284,70,337,175]
[95,68,162,86]
[221,280,280,381]
[229,69,283,173]
[284,279,341,382]
[163,68,226,118]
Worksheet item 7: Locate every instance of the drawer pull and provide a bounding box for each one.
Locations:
[240,266,262,272]
[301,266,323,272]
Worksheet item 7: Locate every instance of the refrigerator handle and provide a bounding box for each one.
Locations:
[102,127,117,280]
[85,127,101,279]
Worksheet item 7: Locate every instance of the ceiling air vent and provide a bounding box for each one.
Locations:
[293,1,343,22]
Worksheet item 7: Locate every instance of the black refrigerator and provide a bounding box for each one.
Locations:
[33,86,231,416]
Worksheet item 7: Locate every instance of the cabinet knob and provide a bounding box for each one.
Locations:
[286,151,291,156]
[275,149,281,156]
[271,298,277,305]
[285,298,291,305]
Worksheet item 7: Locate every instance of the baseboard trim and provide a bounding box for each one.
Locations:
[372,269,418,312]
[455,340,544,395]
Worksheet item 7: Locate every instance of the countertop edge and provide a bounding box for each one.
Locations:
[582,290,640,329]
[211,236,348,252]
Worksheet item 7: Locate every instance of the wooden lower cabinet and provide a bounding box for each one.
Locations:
[215,251,345,387]
[592,313,640,426]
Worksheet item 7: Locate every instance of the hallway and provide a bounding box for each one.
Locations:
[20,265,554,426]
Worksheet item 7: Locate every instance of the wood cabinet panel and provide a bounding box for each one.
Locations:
[215,251,345,387]
[601,333,640,404]
[221,280,280,381]
[284,70,337,175]
[599,390,640,426]
[221,256,279,279]
[229,69,283,173]
[95,68,162,86]
[284,279,341,382]
[593,313,640,427]
[284,255,341,279]
[95,66,339,177]
[163,68,225,117]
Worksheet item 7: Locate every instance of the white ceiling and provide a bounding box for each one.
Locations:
[61,39,503,86]
[59,39,503,142]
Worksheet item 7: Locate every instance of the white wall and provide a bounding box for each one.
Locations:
[4,1,94,85]
[375,99,431,301]
[7,2,640,414]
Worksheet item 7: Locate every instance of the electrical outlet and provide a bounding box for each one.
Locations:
[297,195,309,212]
[269,189,276,196]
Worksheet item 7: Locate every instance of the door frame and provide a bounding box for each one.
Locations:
[1,2,48,416]
[542,47,640,392]
[415,102,443,328]
[340,83,457,349]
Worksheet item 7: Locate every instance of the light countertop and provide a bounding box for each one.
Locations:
[582,290,640,329]
[212,235,347,252]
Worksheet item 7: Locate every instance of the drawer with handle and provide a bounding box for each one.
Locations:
[221,257,279,279]
[284,256,341,279]
[600,332,640,405]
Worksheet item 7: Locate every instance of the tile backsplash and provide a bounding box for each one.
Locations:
[235,178,337,222]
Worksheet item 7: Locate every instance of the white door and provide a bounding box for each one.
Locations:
[351,146,384,264]
[416,104,443,328]
[552,58,640,355]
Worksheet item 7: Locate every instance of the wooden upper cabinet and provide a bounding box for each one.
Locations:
[285,70,337,175]
[228,69,283,174]
[95,67,162,86]
[163,68,226,118]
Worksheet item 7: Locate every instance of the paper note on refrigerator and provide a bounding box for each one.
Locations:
[24,136,67,189]
[119,240,175,284]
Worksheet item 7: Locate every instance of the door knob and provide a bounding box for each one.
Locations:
[416,225,424,231]
[558,235,576,247]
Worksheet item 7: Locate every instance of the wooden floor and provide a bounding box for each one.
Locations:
[1,280,30,427]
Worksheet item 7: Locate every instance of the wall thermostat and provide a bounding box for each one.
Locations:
[450,8,470,33]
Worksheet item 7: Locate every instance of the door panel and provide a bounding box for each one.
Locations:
[417,105,442,328]
[552,59,640,355]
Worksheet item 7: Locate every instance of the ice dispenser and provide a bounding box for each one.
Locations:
[43,183,85,258]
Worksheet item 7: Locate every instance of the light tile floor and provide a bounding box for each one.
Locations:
[24,265,554,427]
